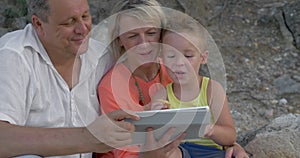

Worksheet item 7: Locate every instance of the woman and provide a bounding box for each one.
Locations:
[97,1,181,157]
[97,0,248,158]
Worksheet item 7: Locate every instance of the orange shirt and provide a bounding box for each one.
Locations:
[98,62,171,114]
[96,62,172,158]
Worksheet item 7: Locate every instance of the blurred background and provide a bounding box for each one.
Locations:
[0,0,299,157]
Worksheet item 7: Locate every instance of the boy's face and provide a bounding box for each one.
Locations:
[162,32,207,84]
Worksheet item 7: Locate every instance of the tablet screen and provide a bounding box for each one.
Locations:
[125,106,210,145]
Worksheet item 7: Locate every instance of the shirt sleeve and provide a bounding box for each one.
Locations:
[0,49,32,125]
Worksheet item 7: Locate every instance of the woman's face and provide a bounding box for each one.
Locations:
[118,15,161,65]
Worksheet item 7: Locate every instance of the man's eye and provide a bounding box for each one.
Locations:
[63,19,75,26]
[82,14,90,20]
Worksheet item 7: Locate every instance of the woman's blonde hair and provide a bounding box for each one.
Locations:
[108,0,166,61]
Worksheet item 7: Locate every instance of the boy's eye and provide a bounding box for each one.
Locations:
[185,55,193,58]
[184,51,196,58]
[147,31,157,35]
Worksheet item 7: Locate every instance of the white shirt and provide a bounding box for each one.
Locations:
[0,24,114,157]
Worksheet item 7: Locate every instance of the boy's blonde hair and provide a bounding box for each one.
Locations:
[108,0,166,61]
[163,12,207,54]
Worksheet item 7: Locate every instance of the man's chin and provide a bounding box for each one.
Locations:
[75,42,89,56]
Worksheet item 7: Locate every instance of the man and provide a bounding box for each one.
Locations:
[0,0,138,157]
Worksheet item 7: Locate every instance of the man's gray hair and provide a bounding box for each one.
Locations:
[27,0,50,22]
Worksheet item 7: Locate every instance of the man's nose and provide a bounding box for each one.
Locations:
[74,20,89,35]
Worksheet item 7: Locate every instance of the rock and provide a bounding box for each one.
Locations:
[283,1,300,49]
[264,109,273,118]
[273,74,300,94]
[279,98,288,106]
[245,114,300,158]
[11,17,27,30]
[0,28,8,37]
[292,75,300,82]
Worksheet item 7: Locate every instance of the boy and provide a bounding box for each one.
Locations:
[151,13,237,157]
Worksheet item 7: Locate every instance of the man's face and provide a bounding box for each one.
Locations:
[37,0,92,57]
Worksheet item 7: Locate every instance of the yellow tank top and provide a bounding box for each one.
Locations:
[166,77,222,150]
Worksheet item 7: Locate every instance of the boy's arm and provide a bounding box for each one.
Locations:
[206,80,236,146]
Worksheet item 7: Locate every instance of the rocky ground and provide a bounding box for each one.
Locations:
[1,0,299,157]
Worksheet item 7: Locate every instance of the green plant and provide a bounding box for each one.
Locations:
[16,0,28,17]
[4,0,27,18]
[3,0,29,29]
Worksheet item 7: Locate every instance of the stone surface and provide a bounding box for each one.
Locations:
[245,114,300,158]
[283,1,300,49]
[273,74,300,94]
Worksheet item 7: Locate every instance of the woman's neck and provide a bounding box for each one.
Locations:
[125,61,160,82]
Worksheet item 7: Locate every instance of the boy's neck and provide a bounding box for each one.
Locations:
[172,76,202,102]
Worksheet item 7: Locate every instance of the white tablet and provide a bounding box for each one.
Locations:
[125,106,210,145]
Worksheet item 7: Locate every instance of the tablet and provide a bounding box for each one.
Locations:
[125,106,210,145]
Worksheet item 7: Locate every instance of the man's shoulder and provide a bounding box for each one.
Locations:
[85,38,113,64]
[88,38,108,54]
[0,24,36,54]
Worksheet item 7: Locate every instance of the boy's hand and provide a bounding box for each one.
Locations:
[147,83,168,110]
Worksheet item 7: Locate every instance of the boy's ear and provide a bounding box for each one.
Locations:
[200,50,209,64]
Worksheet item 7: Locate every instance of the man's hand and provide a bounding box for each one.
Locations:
[87,110,139,151]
